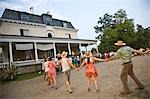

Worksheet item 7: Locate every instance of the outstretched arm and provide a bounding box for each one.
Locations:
[106,53,119,61]
[67,59,78,70]
[132,49,148,55]
[93,57,106,62]
[58,60,61,67]
[54,63,58,68]
[78,60,85,71]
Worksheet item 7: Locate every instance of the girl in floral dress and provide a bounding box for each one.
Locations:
[78,51,106,92]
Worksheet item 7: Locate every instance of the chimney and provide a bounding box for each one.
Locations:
[46,11,51,15]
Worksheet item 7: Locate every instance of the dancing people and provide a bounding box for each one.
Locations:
[108,40,148,95]
[77,51,106,92]
[48,57,58,89]
[42,57,49,81]
[58,51,78,94]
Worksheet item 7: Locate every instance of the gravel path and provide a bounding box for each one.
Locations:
[1,55,150,99]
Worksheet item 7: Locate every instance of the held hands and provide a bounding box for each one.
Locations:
[104,58,110,62]
[144,50,150,55]
[76,68,80,71]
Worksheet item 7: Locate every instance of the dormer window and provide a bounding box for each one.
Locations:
[45,18,50,25]
[42,14,52,25]
[21,14,29,21]
[63,22,67,28]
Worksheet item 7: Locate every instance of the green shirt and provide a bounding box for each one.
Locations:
[116,46,134,64]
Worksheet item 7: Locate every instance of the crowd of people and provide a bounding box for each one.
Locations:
[42,40,150,95]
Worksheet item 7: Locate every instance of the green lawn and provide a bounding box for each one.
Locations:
[1,71,43,84]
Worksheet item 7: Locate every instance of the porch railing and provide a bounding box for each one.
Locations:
[0,62,9,68]
[0,59,43,68]
[0,58,57,68]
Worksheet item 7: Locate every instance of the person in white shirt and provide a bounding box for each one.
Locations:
[58,51,77,94]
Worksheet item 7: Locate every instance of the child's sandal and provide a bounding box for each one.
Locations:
[55,87,58,90]
[88,88,91,92]
[96,88,100,92]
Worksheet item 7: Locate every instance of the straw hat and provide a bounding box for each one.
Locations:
[84,51,93,58]
[61,51,68,58]
[114,40,126,46]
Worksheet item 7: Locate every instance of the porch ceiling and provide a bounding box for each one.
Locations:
[0,35,97,44]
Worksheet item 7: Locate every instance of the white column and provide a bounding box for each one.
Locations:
[34,42,38,63]
[53,42,56,58]
[9,42,13,64]
[88,43,91,53]
[85,46,87,52]
[79,43,83,56]
[68,43,71,55]
[96,46,99,53]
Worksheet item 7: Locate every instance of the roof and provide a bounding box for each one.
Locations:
[1,9,75,29]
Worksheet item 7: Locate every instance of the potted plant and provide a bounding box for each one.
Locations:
[3,62,17,80]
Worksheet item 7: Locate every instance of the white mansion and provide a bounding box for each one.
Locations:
[0,9,97,67]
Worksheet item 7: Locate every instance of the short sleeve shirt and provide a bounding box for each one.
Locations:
[61,58,71,72]
[116,46,134,63]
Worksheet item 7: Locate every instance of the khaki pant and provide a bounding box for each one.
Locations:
[121,62,144,92]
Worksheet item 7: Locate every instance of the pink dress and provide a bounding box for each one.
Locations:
[48,61,56,79]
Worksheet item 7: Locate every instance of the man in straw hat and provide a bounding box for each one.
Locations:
[108,40,148,95]
[58,51,78,94]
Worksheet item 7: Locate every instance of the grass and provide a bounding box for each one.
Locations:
[0,71,43,84]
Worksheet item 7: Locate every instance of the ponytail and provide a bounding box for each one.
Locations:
[87,57,90,64]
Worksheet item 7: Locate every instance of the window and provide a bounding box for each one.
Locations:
[20,29,29,36]
[63,22,67,28]
[65,33,71,39]
[45,18,50,25]
[48,33,52,38]
[46,30,54,38]
[13,43,35,61]
[68,34,71,39]
[21,14,29,21]
[0,47,3,63]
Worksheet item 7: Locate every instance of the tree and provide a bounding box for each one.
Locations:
[94,9,150,53]
[94,9,138,53]
[94,13,113,39]
[135,25,150,48]
[91,48,97,53]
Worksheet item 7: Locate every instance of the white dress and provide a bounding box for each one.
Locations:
[42,61,49,72]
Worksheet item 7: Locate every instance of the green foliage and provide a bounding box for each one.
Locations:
[94,9,150,53]
[135,25,150,48]
[91,48,97,53]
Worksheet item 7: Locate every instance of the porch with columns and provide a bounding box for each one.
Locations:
[0,35,97,67]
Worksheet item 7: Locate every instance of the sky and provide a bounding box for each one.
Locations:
[0,0,149,40]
